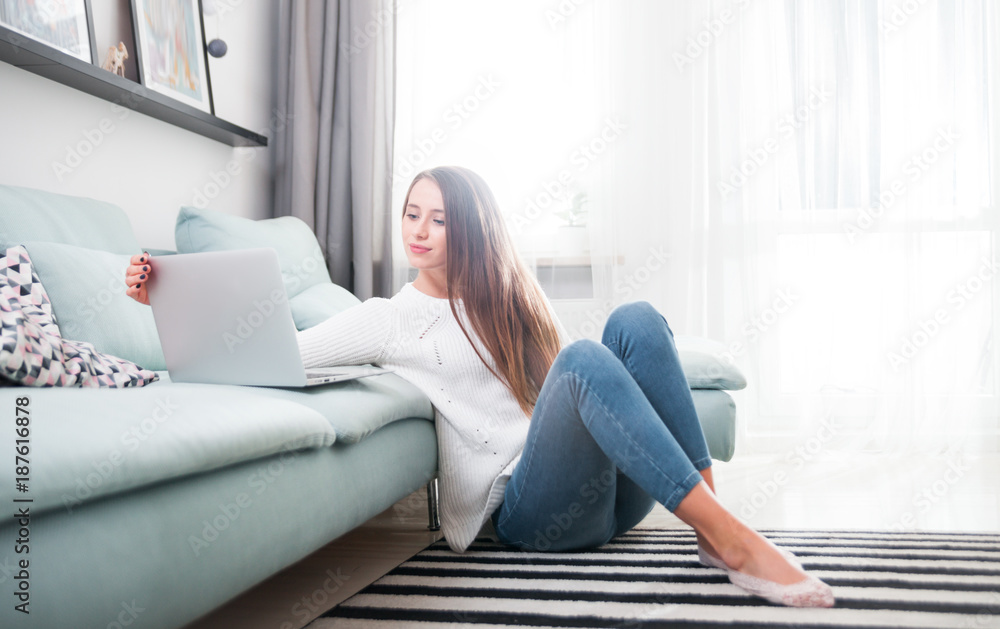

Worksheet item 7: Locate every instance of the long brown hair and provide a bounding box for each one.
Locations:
[403,166,562,415]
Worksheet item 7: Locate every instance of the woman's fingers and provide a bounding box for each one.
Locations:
[124,279,149,305]
[125,264,150,284]
[126,253,151,287]
[125,282,149,305]
[125,252,152,305]
[127,252,151,274]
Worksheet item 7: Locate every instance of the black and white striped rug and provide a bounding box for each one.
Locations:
[309,528,1000,628]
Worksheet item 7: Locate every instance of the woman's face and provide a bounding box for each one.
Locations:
[402,177,447,276]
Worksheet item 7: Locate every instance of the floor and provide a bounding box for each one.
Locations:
[183,452,1000,629]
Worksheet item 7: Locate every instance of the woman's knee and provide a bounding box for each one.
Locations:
[553,339,615,374]
[602,301,668,344]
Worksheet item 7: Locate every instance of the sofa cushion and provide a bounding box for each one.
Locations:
[675,335,747,390]
[22,241,166,371]
[246,373,434,443]
[240,370,436,443]
[175,206,332,302]
[1,246,158,388]
[0,380,340,518]
[0,184,141,254]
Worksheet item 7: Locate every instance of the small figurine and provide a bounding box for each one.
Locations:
[101,42,129,77]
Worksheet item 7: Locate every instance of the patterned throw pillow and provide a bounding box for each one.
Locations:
[0,245,159,387]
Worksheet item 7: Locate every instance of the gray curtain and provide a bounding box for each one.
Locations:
[272,0,395,299]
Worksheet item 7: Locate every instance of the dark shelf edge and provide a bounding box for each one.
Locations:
[0,25,267,148]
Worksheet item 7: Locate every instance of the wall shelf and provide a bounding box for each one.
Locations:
[0,25,267,147]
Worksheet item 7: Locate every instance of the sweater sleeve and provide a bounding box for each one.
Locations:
[296,297,396,368]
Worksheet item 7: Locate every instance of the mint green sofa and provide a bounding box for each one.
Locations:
[0,185,439,629]
[0,184,743,629]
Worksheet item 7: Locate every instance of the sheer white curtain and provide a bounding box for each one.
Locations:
[393,0,998,455]
[700,0,996,455]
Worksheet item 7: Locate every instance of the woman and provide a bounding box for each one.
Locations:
[126,166,834,608]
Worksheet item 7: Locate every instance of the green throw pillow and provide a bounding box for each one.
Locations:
[0,184,141,254]
[288,282,362,330]
[175,206,331,300]
[22,241,166,371]
[674,335,747,390]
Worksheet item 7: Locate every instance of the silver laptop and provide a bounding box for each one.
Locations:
[146,248,391,387]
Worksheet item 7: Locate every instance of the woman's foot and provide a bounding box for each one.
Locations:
[716,529,833,607]
[697,541,832,607]
[727,567,834,607]
[674,483,833,607]
[698,541,803,571]
[698,545,729,570]
[696,537,728,570]
[696,533,727,569]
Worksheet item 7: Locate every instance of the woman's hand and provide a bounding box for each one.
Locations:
[125,252,152,305]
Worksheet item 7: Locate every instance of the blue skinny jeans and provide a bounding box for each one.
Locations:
[492,301,712,552]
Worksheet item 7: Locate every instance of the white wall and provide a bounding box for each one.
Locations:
[0,1,278,250]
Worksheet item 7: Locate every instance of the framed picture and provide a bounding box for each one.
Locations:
[0,0,97,63]
[130,0,213,114]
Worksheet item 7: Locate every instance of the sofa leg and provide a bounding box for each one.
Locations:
[427,477,441,531]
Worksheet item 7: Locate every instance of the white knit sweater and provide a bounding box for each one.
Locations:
[296,283,563,552]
